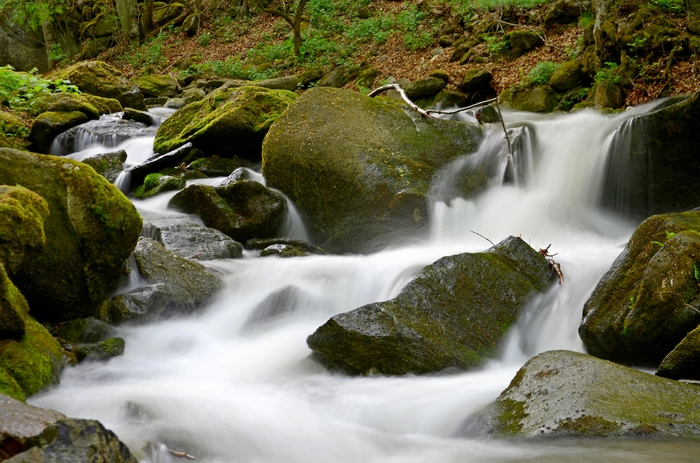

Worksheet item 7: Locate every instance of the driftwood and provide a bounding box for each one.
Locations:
[539,244,565,284]
[368,84,514,172]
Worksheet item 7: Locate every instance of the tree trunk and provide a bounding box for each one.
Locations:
[142,0,154,36]
[115,0,141,44]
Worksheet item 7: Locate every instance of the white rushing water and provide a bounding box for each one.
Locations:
[30,106,700,462]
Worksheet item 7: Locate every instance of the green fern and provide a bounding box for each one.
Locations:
[693,262,700,283]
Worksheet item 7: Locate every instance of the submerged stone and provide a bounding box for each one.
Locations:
[307,236,555,375]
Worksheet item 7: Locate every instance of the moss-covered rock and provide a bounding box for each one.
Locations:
[459,69,492,93]
[0,263,25,341]
[656,323,700,380]
[0,265,62,399]
[0,185,49,278]
[187,156,249,177]
[480,350,700,437]
[133,173,186,199]
[498,84,559,113]
[0,148,143,323]
[0,112,26,142]
[153,2,185,26]
[153,85,296,160]
[169,180,287,242]
[593,81,624,109]
[5,418,138,463]
[55,61,146,110]
[29,111,90,154]
[81,149,127,183]
[507,30,544,53]
[73,337,125,363]
[51,317,116,344]
[98,283,172,325]
[601,89,700,219]
[132,237,221,313]
[579,211,700,366]
[132,75,179,98]
[0,393,65,459]
[549,59,585,91]
[262,87,482,254]
[307,236,555,375]
[404,77,446,100]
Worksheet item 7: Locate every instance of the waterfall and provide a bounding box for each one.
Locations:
[29,103,700,463]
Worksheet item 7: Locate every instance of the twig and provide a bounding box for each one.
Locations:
[495,20,547,44]
[368,84,433,118]
[539,244,565,284]
[470,230,496,247]
[166,448,196,460]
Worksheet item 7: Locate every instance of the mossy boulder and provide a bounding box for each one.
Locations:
[549,60,584,91]
[169,181,287,242]
[601,89,700,219]
[73,337,125,363]
[187,156,249,177]
[132,237,222,313]
[56,61,146,110]
[0,265,63,401]
[579,211,700,366]
[307,236,555,375]
[51,317,116,344]
[132,75,179,98]
[153,85,297,160]
[5,418,138,463]
[153,2,185,26]
[459,69,492,93]
[404,77,447,100]
[262,87,482,254]
[657,324,700,380]
[29,111,90,154]
[499,85,559,113]
[98,283,172,325]
[506,30,544,53]
[0,148,143,323]
[593,81,624,109]
[133,173,186,199]
[81,150,127,183]
[0,185,49,278]
[480,350,700,437]
[0,263,25,341]
[0,393,65,459]
[0,112,26,141]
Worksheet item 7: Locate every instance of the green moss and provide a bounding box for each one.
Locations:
[554,415,621,436]
[0,365,25,401]
[0,185,49,276]
[497,398,528,436]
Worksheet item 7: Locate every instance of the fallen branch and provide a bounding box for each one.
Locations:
[539,244,564,284]
[167,448,196,460]
[470,230,496,247]
[368,84,433,118]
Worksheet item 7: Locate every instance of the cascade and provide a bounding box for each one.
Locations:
[28,103,700,462]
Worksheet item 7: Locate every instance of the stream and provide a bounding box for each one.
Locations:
[29,103,700,462]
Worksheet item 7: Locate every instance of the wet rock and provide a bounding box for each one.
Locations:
[479,350,700,437]
[81,149,127,183]
[98,284,173,325]
[153,85,297,161]
[246,238,325,256]
[579,211,700,366]
[51,116,151,156]
[187,156,251,177]
[132,237,221,314]
[133,173,186,199]
[0,394,65,460]
[29,111,89,154]
[307,236,555,375]
[169,181,287,243]
[5,418,138,463]
[243,286,320,330]
[219,167,252,186]
[181,86,206,104]
[151,220,244,260]
[0,148,142,323]
[56,61,146,110]
[122,108,155,126]
[601,89,700,219]
[0,185,48,278]
[164,97,186,109]
[50,317,116,344]
[657,324,700,380]
[73,337,125,363]
[262,87,482,254]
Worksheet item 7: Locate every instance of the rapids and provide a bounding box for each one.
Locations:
[29,103,700,462]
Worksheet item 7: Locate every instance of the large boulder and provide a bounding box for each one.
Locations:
[132,75,179,98]
[55,61,146,110]
[498,84,559,113]
[0,264,63,401]
[153,85,297,160]
[0,394,65,460]
[132,237,222,313]
[0,185,49,278]
[169,180,287,243]
[479,350,700,437]
[6,418,138,463]
[579,211,700,366]
[0,148,143,323]
[262,87,482,254]
[656,323,700,380]
[29,111,90,154]
[148,219,243,260]
[307,236,555,375]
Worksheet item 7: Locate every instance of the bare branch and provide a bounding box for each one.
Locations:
[470,230,496,247]
[368,84,433,118]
